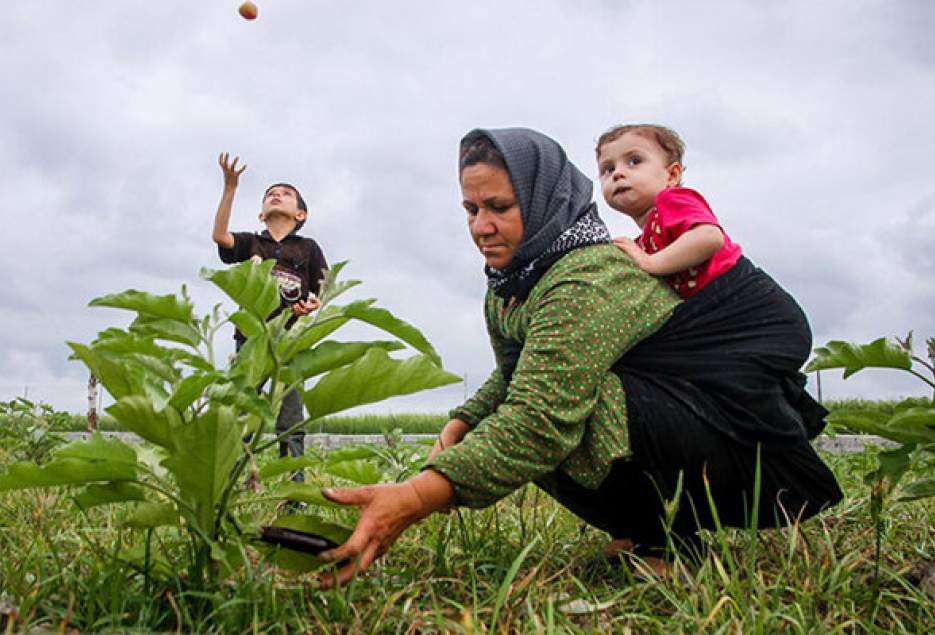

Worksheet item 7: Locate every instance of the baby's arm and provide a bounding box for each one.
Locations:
[614,224,724,276]
[212,152,246,249]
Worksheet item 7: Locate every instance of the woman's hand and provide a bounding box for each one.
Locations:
[427,418,470,462]
[218,152,247,190]
[318,470,454,588]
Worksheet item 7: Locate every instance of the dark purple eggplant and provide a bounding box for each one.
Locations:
[259,526,340,555]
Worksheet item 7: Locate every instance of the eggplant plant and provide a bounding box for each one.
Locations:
[806,333,935,584]
[0,260,460,587]
[0,398,70,465]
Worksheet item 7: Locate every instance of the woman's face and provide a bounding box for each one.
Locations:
[461,163,523,269]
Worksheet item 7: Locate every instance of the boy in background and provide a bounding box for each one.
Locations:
[212,152,328,482]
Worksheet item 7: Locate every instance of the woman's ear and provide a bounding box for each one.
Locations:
[666,162,683,187]
[296,209,308,223]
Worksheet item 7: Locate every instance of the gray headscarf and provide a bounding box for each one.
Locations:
[460,127,611,301]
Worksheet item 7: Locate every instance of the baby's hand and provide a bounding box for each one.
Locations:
[613,237,653,272]
[219,152,247,190]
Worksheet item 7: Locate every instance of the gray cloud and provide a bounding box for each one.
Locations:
[2,1,934,414]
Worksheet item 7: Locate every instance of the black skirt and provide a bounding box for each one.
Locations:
[548,257,843,552]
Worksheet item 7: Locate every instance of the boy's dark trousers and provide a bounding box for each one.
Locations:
[277,389,305,483]
[236,340,305,483]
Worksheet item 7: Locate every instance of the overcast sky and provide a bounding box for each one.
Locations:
[2,1,934,417]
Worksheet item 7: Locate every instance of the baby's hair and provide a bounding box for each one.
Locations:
[264,183,307,231]
[459,134,508,175]
[595,124,686,168]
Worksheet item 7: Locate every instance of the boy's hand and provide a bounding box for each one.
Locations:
[291,294,321,316]
[613,236,653,271]
[219,152,247,190]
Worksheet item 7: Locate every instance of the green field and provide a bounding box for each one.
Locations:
[1,397,933,631]
[0,449,932,632]
[13,397,934,436]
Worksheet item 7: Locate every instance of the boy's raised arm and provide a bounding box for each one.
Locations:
[212,152,245,249]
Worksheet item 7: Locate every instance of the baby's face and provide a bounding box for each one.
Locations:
[597,132,680,223]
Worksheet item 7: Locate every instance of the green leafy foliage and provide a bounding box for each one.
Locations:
[806,338,912,378]
[0,433,138,490]
[0,260,461,588]
[0,398,75,465]
[74,482,148,510]
[809,331,935,585]
[304,348,460,419]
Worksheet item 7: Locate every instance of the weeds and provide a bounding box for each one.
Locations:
[11,453,927,632]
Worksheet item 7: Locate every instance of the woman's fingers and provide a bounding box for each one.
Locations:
[319,535,385,589]
[357,539,381,572]
[321,485,372,507]
[319,523,369,565]
[315,479,448,588]
[321,559,359,589]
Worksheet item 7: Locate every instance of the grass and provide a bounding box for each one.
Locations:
[1,449,933,633]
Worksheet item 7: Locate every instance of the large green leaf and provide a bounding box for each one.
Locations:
[166,348,215,374]
[130,314,201,348]
[873,445,914,484]
[90,289,194,323]
[106,396,183,450]
[124,502,181,529]
[287,340,404,381]
[58,433,139,463]
[122,352,179,386]
[229,334,272,387]
[168,372,223,413]
[884,407,935,444]
[344,303,443,367]
[67,342,144,400]
[323,459,382,485]
[261,514,353,572]
[325,446,378,463]
[206,380,275,425]
[0,434,138,490]
[258,456,321,481]
[826,410,891,436]
[203,261,280,321]
[229,310,265,339]
[899,477,935,502]
[317,261,361,306]
[828,407,935,445]
[806,338,912,378]
[304,349,461,420]
[280,300,377,360]
[266,482,343,507]
[74,482,147,510]
[91,330,165,357]
[161,407,241,533]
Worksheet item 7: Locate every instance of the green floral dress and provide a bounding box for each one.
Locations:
[426,244,679,507]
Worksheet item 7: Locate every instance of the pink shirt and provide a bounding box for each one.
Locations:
[635,187,742,298]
